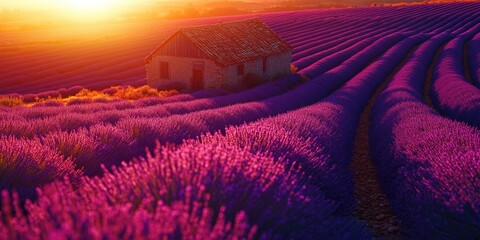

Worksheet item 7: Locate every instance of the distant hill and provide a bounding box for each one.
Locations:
[245,0,477,7]
[162,0,478,20]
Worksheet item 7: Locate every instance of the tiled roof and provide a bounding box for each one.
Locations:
[145,18,292,66]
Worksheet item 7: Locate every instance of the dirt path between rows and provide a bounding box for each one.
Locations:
[463,40,474,84]
[423,42,447,107]
[351,46,418,239]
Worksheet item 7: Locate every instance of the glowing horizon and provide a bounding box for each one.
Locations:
[1,0,194,10]
[1,0,159,21]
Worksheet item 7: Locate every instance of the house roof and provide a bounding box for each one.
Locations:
[145,18,292,66]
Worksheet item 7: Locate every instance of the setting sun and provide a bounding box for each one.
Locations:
[66,0,114,11]
[60,0,123,21]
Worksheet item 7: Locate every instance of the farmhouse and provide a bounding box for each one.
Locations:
[145,18,292,90]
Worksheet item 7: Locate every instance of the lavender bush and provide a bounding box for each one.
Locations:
[371,35,480,239]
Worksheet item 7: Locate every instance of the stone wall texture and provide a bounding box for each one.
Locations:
[146,50,292,90]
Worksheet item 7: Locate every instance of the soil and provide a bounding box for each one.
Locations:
[463,40,474,84]
[350,45,419,239]
[423,42,447,107]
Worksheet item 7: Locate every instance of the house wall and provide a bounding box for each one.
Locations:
[146,50,292,90]
[266,50,292,80]
[222,50,292,89]
[146,55,224,89]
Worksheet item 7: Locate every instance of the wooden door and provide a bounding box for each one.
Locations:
[191,61,204,90]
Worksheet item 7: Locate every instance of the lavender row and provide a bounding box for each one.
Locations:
[0,138,371,239]
[296,9,473,80]
[292,2,475,63]
[469,31,480,87]
[294,19,401,69]
[292,20,380,62]
[23,65,146,95]
[5,73,301,122]
[201,34,426,214]
[283,18,361,47]
[31,88,228,109]
[67,88,228,108]
[292,9,434,64]
[370,35,480,239]
[0,136,82,200]
[431,23,480,128]
[1,86,227,110]
[1,85,84,102]
[289,2,459,56]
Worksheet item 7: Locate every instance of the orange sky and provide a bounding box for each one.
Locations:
[1,0,175,10]
[1,0,189,21]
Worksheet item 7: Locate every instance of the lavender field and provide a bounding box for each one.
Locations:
[1,2,480,239]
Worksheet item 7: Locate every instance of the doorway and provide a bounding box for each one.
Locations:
[191,61,204,90]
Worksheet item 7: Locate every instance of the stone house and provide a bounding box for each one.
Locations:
[145,18,292,90]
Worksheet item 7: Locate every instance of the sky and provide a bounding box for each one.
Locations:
[0,0,187,22]
[0,0,197,10]
[0,0,430,23]
[1,0,159,10]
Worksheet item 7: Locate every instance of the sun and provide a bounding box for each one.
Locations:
[66,0,114,12]
[62,0,119,21]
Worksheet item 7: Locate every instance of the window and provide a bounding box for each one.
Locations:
[160,61,169,79]
[263,57,268,72]
[237,64,244,76]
